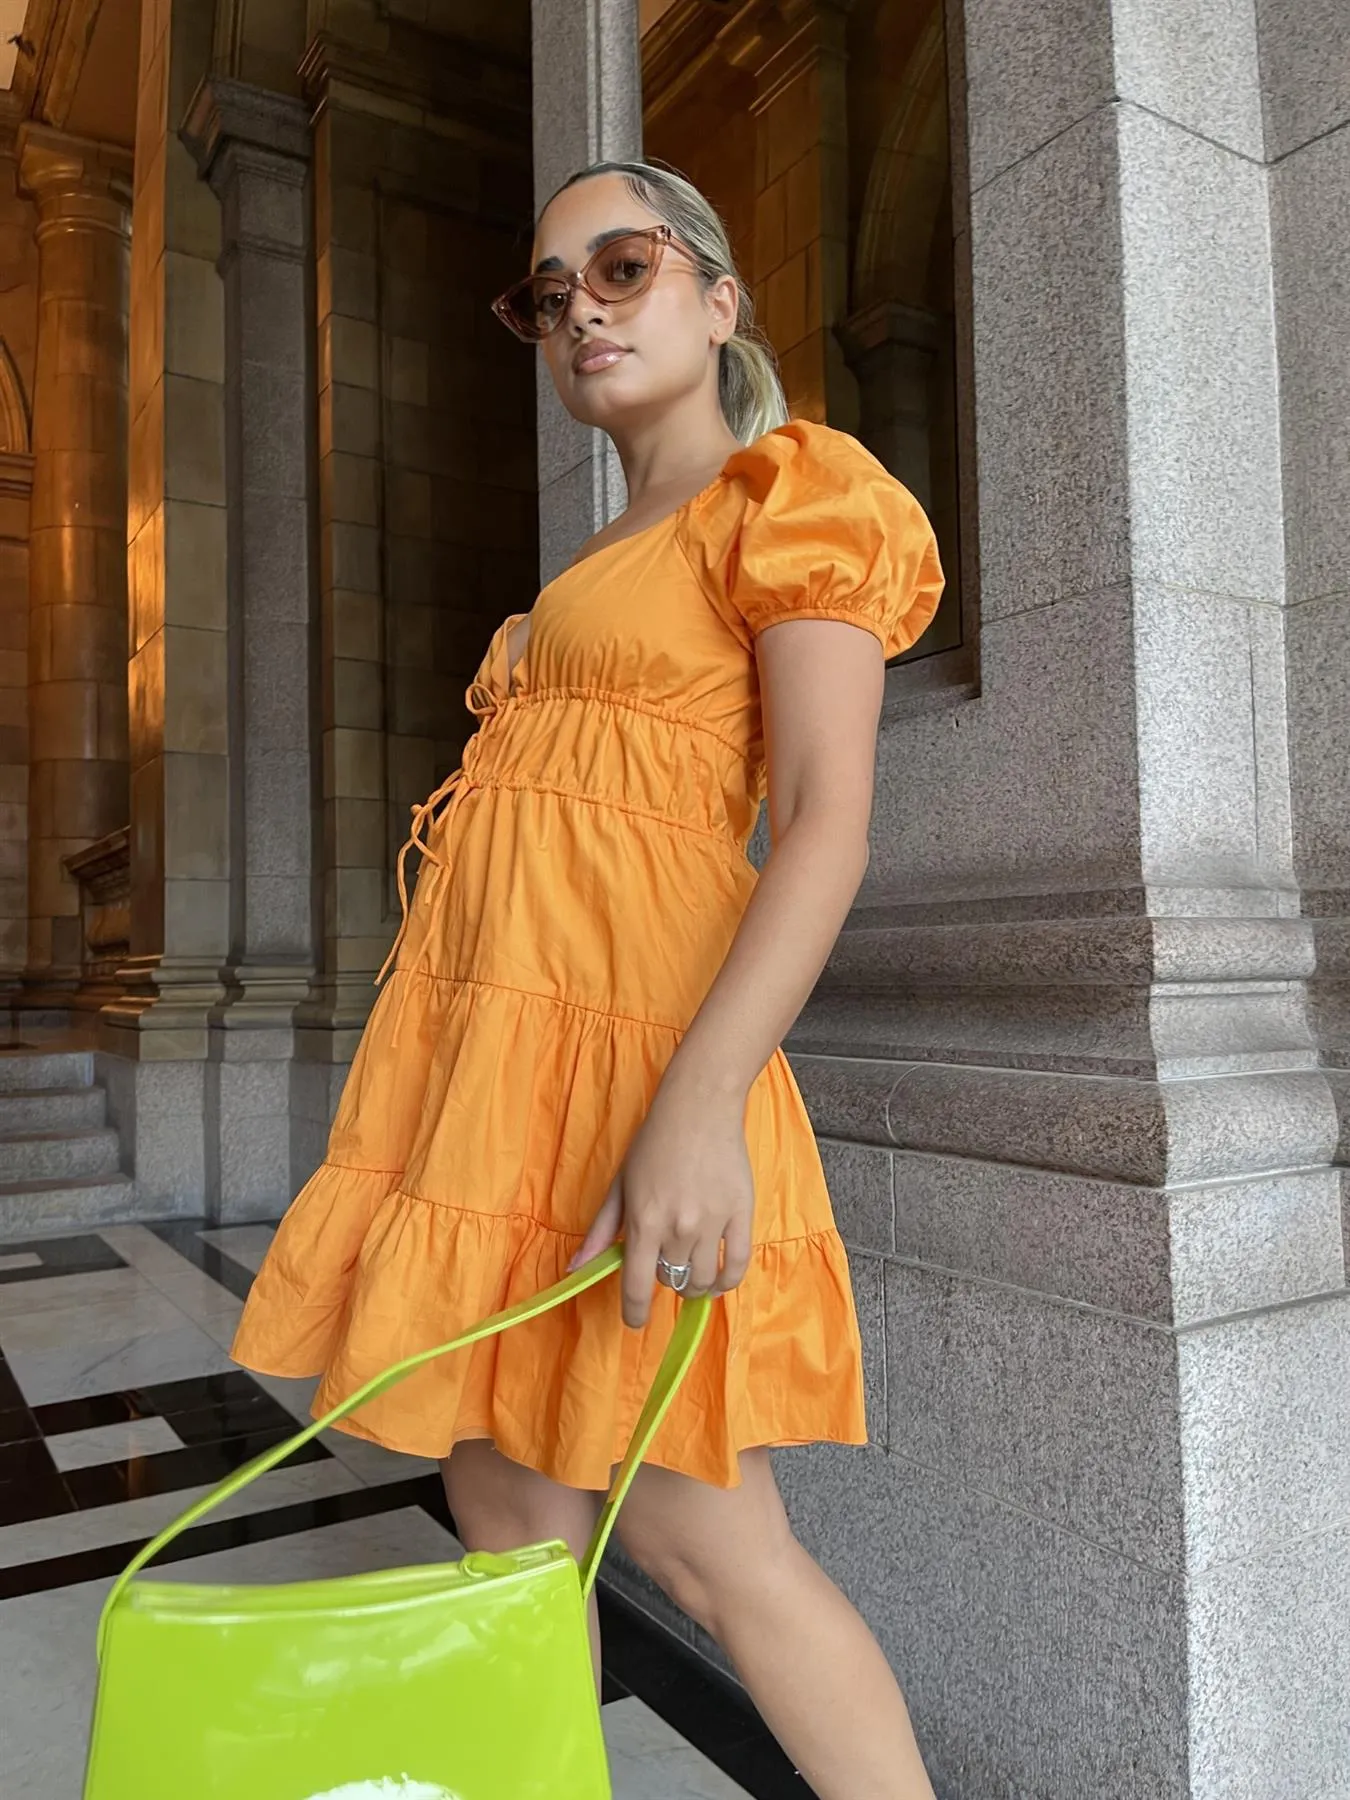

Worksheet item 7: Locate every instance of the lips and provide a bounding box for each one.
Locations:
[573,339,627,375]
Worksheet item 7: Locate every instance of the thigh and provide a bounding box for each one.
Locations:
[443,1438,603,1563]
[613,1449,795,1627]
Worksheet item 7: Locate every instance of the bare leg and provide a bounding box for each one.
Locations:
[442,1439,605,1682]
[616,1448,935,1800]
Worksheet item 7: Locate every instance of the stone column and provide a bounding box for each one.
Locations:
[531,0,641,583]
[0,441,33,988]
[761,4,1347,1797]
[180,75,317,1221]
[1268,8,1350,1159]
[98,0,228,1215]
[16,127,132,999]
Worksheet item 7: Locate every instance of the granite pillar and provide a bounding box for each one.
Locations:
[97,0,225,1217]
[531,0,641,582]
[179,76,317,1221]
[596,2,1350,1794]
[16,128,132,996]
[1266,1,1350,1165]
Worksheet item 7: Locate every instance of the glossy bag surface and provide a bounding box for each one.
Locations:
[82,1250,709,1800]
[87,1548,603,1800]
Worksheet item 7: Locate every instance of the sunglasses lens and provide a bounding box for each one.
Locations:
[498,276,570,340]
[587,233,661,302]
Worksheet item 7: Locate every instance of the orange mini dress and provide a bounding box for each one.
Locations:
[231,419,944,1489]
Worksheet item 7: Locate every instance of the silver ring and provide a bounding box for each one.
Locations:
[656,1256,693,1293]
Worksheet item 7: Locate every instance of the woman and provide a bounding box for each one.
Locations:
[233,159,942,1799]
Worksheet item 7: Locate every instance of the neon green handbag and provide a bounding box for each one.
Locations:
[83,1246,710,1800]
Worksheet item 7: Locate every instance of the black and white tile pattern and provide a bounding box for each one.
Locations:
[0,1222,808,1798]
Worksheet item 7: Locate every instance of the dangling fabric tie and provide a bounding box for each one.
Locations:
[375,678,504,989]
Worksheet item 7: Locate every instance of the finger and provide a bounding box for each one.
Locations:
[685,1231,722,1298]
[622,1227,661,1330]
[567,1180,623,1272]
[710,1213,752,1295]
[653,1231,697,1297]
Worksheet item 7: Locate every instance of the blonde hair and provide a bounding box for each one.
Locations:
[548,159,790,446]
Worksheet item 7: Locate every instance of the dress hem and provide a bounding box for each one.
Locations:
[230,1344,868,1493]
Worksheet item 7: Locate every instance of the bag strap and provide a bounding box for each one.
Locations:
[97,1246,709,1658]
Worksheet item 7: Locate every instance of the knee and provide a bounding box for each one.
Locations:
[442,1442,596,1565]
[619,1508,796,1644]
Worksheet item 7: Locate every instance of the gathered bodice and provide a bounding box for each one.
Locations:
[377,420,944,987]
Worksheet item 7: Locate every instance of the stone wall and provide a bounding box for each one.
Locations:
[0,153,36,983]
[298,1,537,1097]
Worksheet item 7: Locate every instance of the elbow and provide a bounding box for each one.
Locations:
[777,810,871,888]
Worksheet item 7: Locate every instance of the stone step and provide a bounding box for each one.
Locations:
[0,1128,121,1185]
[0,1051,94,1094]
[0,1174,137,1237]
[0,1086,106,1135]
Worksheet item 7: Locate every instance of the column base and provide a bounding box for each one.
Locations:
[99,954,227,1061]
[210,962,314,1032]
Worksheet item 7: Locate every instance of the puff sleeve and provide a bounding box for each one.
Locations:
[684,419,945,662]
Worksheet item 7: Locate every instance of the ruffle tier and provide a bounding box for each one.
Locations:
[231,968,867,1489]
[232,1169,866,1489]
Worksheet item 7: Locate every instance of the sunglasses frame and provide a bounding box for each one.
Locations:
[491,223,681,343]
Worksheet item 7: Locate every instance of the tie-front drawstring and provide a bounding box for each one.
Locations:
[375,678,504,989]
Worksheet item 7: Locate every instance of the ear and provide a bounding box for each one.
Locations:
[704,271,740,347]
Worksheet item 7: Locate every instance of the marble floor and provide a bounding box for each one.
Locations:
[0,1221,808,1798]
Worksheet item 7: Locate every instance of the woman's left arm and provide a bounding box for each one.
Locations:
[574,617,887,1328]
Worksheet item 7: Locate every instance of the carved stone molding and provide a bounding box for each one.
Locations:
[0,454,34,503]
[181,75,312,271]
[0,341,31,457]
[63,828,131,1005]
[181,74,313,179]
[16,123,133,239]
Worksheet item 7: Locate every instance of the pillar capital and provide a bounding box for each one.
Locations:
[16,124,133,241]
[181,74,312,192]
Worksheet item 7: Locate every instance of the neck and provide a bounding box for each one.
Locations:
[608,388,742,511]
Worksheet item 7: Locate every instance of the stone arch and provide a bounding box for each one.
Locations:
[0,340,31,456]
[853,5,949,314]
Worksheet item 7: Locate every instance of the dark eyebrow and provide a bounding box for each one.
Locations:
[532,225,647,275]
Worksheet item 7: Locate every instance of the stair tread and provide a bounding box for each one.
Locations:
[0,1172,132,1196]
[0,1087,101,1101]
[0,1126,117,1145]
[0,1058,95,1092]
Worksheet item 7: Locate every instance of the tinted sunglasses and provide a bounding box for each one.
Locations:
[492,224,694,343]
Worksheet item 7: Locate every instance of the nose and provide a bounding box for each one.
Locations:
[567,281,608,333]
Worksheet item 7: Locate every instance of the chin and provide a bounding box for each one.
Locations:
[558,372,671,433]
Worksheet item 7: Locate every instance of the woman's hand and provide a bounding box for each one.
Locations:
[569,1071,755,1328]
